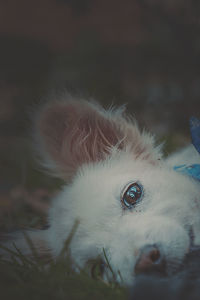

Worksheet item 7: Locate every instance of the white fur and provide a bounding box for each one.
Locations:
[3,98,200,286]
[46,150,200,284]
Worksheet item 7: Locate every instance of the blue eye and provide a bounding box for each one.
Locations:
[121,182,143,209]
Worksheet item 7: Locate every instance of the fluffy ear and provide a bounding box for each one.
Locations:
[35,97,161,180]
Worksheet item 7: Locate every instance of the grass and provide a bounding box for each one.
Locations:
[0,224,128,300]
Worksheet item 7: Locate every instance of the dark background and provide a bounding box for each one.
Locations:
[0,0,200,231]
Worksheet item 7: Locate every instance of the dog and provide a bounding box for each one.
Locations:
[2,96,200,286]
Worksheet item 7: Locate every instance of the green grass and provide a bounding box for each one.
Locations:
[0,225,128,300]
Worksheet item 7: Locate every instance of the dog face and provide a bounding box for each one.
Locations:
[36,97,200,285]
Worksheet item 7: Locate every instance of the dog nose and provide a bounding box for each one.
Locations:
[135,245,166,275]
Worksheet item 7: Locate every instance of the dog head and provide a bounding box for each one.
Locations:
[36,96,200,285]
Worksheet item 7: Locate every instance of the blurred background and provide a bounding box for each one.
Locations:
[0,0,200,233]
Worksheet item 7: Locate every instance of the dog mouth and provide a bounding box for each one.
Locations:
[134,228,199,277]
[166,227,200,276]
[88,227,200,281]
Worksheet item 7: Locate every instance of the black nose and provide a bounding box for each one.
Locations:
[135,245,166,275]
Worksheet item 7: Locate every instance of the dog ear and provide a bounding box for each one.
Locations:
[36,98,161,180]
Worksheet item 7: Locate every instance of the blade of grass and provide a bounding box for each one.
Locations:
[117,270,124,285]
[22,231,42,266]
[12,242,39,269]
[103,248,117,283]
[58,219,80,259]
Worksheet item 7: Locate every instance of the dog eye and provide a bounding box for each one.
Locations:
[121,182,143,209]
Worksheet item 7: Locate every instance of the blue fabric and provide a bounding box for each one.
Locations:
[174,164,200,181]
[173,116,200,181]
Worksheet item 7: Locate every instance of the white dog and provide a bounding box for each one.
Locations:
[3,97,200,285]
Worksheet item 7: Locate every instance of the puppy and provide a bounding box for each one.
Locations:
[2,97,200,286]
